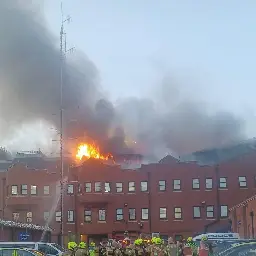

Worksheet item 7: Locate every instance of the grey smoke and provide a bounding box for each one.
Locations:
[0,0,246,158]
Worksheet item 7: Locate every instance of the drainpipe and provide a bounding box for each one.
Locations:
[250,211,254,239]
[147,171,152,234]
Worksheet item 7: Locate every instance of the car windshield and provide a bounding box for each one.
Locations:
[50,244,65,252]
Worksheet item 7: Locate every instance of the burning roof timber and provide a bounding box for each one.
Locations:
[0,138,256,170]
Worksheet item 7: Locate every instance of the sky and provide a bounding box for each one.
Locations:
[42,0,256,136]
[1,0,256,155]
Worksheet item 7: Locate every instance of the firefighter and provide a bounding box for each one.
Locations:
[186,237,198,256]
[166,237,177,256]
[134,238,144,255]
[198,236,208,256]
[89,242,96,256]
[76,242,88,256]
[64,242,78,256]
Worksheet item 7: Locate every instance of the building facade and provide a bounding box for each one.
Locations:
[229,194,256,239]
[1,151,256,244]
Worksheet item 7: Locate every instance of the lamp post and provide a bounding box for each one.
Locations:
[250,210,254,239]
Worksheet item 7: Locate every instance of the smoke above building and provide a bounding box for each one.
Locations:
[0,0,246,159]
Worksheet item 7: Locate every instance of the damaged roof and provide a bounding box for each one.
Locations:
[160,138,256,166]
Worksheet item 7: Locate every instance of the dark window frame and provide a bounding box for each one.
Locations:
[159,180,166,191]
[159,207,167,220]
[192,178,200,190]
[67,210,75,223]
[219,177,227,189]
[129,208,136,220]
[116,208,124,221]
[141,208,149,220]
[205,178,213,190]
[206,205,214,219]
[116,182,123,193]
[21,184,28,195]
[128,181,136,192]
[140,181,148,192]
[85,182,92,193]
[174,207,182,219]
[11,185,18,195]
[98,209,106,221]
[84,209,92,223]
[193,206,201,219]
[173,179,181,191]
[238,176,247,188]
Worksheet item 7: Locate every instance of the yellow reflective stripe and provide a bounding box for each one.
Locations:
[12,250,18,256]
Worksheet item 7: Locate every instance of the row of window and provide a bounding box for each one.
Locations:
[10,176,248,196]
[37,205,229,223]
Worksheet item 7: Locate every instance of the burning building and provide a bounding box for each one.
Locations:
[0,139,256,244]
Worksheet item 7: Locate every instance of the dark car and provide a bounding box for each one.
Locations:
[0,248,43,256]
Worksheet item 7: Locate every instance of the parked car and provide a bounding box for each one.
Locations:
[0,243,64,256]
[0,248,43,256]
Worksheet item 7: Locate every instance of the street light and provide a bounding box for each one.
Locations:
[250,210,254,239]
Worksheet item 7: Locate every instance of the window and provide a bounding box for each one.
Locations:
[38,244,59,255]
[67,210,74,222]
[160,208,167,219]
[141,208,149,220]
[26,212,32,223]
[174,207,182,219]
[220,205,228,218]
[13,212,19,221]
[104,182,111,193]
[205,178,213,190]
[21,185,28,195]
[159,180,166,191]
[116,208,123,221]
[239,176,247,188]
[44,185,50,195]
[219,177,227,188]
[128,182,135,192]
[95,182,101,192]
[55,211,61,222]
[84,210,92,222]
[173,180,181,191]
[67,184,74,195]
[129,208,136,220]
[193,206,201,218]
[116,182,123,193]
[78,184,82,194]
[98,209,106,221]
[11,185,18,195]
[192,179,200,189]
[44,211,50,220]
[31,185,37,195]
[85,182,92,192]
[116,208,124,221]
[206,206,214,218]
[140,181,148,192]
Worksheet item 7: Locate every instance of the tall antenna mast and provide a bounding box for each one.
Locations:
[59,2,73,247]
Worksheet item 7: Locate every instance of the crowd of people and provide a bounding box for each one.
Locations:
[64,235,214,256]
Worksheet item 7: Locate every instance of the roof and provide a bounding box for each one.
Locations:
[178,138,256,166]
[0,219,52,231]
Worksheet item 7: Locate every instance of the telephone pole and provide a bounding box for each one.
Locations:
[59,2,73,247]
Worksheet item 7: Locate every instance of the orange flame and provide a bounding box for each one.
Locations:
[76,143,112,161]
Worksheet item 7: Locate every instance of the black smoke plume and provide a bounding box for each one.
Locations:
[0,0,246,159]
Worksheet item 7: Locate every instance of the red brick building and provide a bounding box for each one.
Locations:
[229,193,256,239]
[0,146,256,245]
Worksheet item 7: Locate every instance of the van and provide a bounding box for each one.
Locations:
[0,242,65,256]
[192,233,240,241]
